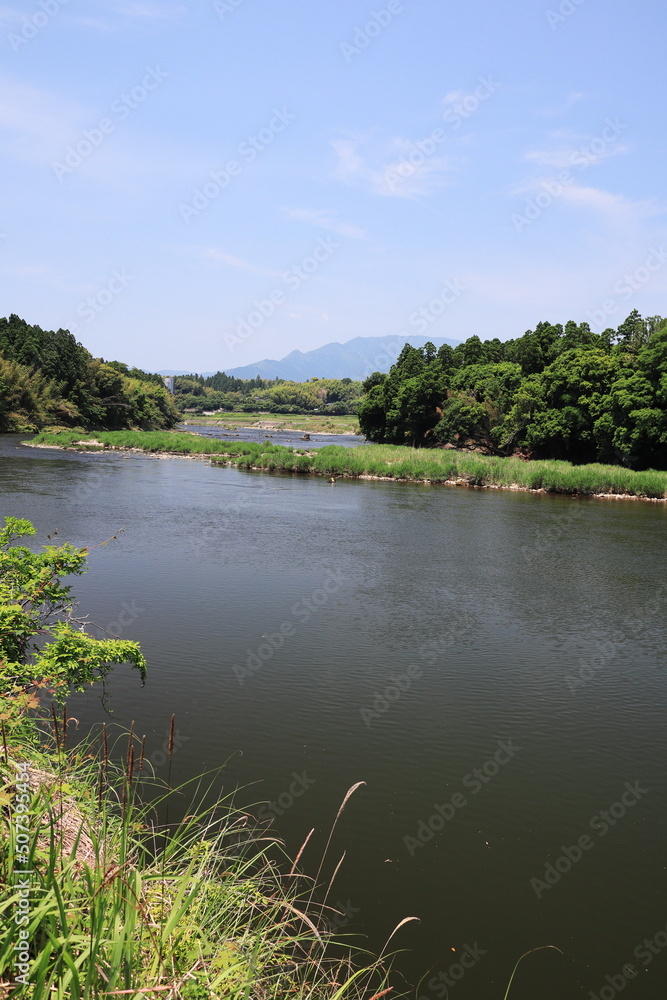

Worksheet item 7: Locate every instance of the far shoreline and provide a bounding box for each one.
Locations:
[177,411,360,436]
[180,420,359,436]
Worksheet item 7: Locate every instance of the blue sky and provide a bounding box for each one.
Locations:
[2,0,667,372]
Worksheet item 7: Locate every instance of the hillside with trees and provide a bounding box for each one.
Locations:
[174,372,364,415]
[358,311,667,469]
[0,315,179,432]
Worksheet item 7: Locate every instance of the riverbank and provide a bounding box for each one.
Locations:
[25,430,667,500]
[179,412,360,435]
[1,729,393,999]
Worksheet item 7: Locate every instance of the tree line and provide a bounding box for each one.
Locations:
[358,311,667,469]
[0,315,179,431]
[3,310,667,470]
[174,372,364,415]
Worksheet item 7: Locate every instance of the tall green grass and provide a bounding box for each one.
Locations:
[0,725,398,1000]
[28,431,667,498]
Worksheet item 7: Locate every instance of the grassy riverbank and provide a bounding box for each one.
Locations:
[27,430,667,499]
[179,412,360,435]
[0,724,394,1000]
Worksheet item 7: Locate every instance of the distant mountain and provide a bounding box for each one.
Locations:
[220,335,461,382]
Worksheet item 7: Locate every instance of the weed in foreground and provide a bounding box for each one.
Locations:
[0,720,408,1000]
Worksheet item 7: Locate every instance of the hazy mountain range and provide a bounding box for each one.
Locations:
[158,334,460,382]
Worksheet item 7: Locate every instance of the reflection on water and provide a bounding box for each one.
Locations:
[1,433,666,999]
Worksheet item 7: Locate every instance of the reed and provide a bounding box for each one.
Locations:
[29,431,667,499]
[0,726,399,1000]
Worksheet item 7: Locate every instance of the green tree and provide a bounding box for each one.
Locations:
[614,309,650,353]
[0,357,63,430]
[385,370,446,445]
[0,517,146,733]
[357,315,667,464]
[524,349,622,461]
[435,361,524,450]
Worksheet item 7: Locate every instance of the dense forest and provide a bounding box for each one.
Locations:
[358,311,667,469]
[0,315,179,431]
[174,372,364,414]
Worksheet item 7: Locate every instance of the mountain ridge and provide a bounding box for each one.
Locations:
[158,334,460,381]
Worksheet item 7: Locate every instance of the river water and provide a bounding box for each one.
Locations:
[1,433,666,999]
[179,421,366,450]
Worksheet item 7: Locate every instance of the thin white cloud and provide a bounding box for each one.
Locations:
[331,134,456,199]
[560,184,661,219]
[64,1,186,33]
[93,1,185,21]
[165,243,280,276]
[331,137,366,184]
[0,0,185,35]
[512,172,662,221]
[526,127,628,169]
[282,207,366,240]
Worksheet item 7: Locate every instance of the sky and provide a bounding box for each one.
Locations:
[2,0,667,373]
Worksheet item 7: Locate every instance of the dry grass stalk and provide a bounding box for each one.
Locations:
[27,766,99,869]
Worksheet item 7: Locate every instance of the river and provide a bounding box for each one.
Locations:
[1,432,666,999]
